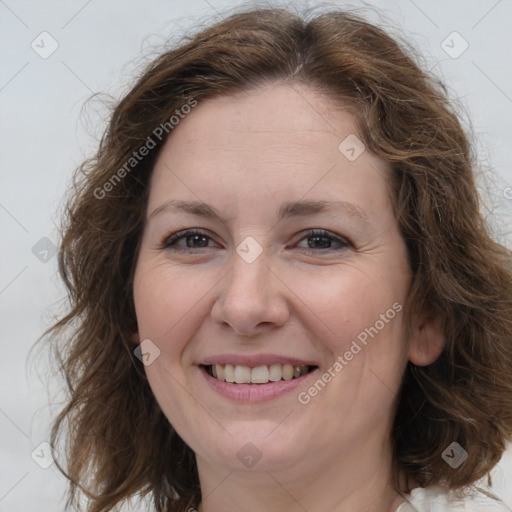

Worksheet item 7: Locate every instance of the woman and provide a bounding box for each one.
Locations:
[45,6,512,512]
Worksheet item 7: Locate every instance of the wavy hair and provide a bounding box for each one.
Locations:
[41,6,512,511]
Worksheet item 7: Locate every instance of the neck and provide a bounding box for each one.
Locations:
[196,432,409,512]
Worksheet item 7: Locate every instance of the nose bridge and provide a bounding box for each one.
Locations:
[232,247,268,290]
[211,245,289,334]
[227,232,272,294]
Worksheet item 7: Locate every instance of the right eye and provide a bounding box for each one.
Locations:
[162,229,220,251]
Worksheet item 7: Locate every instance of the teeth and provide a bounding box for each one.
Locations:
[215,364,224,381]
[282,364,293,380]
[251,365,269,383]
[234,365,251,384]
[208,363,311,384]
[269,364,282,381]
[224,364,235,383]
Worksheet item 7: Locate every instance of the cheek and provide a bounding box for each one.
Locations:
[284,265,409,399]
[295,272,407,409]
[287,265,404,345]
[133,263,215,353]
[133,264,215,434]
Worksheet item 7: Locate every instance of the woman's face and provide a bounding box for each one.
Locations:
[133,83,432,478]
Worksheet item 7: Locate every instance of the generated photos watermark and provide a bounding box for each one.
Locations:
[94,97,198,200]
[298,301,403,405]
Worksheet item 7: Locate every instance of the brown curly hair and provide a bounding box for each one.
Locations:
[40,6,512,512]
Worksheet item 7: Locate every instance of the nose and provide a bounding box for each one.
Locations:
[210,251,290,337]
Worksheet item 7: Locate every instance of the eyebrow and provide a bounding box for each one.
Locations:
[149,199,369,225]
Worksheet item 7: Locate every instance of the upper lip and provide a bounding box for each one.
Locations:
[201,353,317,367]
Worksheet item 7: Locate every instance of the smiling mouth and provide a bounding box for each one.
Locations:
[203,363,318,384]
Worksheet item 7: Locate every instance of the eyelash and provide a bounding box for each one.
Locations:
[160,228,352,253]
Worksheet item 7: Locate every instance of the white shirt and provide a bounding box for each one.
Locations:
[395,485,511,511]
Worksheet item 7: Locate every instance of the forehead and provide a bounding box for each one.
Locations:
[147,82,392,219]
[161,82,359,150]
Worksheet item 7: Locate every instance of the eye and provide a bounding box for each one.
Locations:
[162,229,219,250]
[294,229,351,251]
[160,228,350,253]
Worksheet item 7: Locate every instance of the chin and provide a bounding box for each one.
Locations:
[192,424,305,474]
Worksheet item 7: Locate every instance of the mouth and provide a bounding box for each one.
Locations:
[201,363,318,384]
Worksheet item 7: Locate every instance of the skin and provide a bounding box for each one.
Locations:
[132,82,444,512]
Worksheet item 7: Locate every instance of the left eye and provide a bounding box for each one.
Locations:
[295,230,350,251]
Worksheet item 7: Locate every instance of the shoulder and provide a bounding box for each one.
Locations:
[395,484,510,512]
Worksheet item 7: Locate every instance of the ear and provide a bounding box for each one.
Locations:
[408,307,445,366]
[130,331,141,345]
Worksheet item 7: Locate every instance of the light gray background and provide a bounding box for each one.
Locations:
[1,0,512,510]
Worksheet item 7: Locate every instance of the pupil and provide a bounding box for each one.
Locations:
[308,236,331,249]
[187,234,208,247]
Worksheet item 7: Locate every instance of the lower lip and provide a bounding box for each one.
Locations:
[199,366,318,402]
